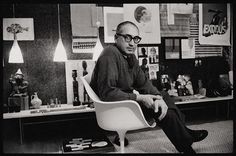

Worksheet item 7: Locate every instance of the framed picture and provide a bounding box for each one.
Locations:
[124,4,161,44]
[104,7,124,43]
[199,3,230,46]
[3,18,34,40]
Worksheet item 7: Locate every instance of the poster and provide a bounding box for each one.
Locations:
[199,3,230,46]
[3,18,34,40]
[124,4,161,44]
[104,7,124,43]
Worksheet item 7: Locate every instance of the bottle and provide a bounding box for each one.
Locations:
[31,92,42,109]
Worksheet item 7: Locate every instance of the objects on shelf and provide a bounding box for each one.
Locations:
[175,74,194,96]
[8,68,29,112]
[31,92,42,109]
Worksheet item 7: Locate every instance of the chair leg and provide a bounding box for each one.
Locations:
[117,131,127,153]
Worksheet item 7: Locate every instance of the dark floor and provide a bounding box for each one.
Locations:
[2,103,233,153]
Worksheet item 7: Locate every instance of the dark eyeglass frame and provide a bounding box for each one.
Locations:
[116,33,142,44]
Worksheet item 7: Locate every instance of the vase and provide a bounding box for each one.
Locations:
[31,92,42,109]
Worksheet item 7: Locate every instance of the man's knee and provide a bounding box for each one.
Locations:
[164,109,176,118]
[156,109,176,125]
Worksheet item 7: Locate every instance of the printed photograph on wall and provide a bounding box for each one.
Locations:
[199,3,230,46]
[139,57,150,79]
[65,60,95,104]
[149,64,159,80]
[138,46,148,57]
[148,46,159,64]
[3,18,34,40]
[124,4,161,44]
[104,7,124,43]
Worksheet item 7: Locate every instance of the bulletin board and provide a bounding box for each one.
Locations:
[137,45,160,80]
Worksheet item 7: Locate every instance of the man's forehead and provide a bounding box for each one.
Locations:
[120,24,139,33]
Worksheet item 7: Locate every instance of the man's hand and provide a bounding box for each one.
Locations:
[136,94,162,109]
[154,99,168,121]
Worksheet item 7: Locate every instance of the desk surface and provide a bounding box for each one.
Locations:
[3,104,95,119]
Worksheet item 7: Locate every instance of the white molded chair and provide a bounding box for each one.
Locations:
[80,74,156,153]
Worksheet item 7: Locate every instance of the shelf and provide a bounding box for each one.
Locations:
[3,104,95,119]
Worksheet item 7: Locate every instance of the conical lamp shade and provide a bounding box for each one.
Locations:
[92,36,103,61]
[8,39,24,63]
[53,38,68,62]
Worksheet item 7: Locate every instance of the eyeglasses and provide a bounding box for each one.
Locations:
[116,33,142,44]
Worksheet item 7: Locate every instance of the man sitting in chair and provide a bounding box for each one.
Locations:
[90,21,208,154]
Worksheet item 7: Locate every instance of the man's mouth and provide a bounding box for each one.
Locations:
[127,48,134,52]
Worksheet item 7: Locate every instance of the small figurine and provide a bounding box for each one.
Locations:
[161,74,171,91]
[72,70,80,106]
[175,74,194,96]
[183,75,194,95]
[9,68,28,97]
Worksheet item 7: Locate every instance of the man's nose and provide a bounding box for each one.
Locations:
[128,39,135,46]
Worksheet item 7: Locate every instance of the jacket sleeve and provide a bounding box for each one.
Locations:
[94,55,137,102]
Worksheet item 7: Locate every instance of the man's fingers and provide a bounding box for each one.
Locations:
[158,110,166,121]
[152,95,162,100]
[158,107,168,121]
[154,101,159,113]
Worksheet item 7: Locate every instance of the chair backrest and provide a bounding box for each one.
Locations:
[81,73,100,102]
[80,74,156,132]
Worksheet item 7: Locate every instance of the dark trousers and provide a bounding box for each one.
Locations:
[139,91,194,152]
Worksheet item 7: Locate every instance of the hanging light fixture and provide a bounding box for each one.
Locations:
[8,4,24,63]
[92,21,104,61]
[9,33,24,63]
[92,5,103,61]
[53,4,67,62]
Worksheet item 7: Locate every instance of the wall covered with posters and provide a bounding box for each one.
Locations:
[1,3,233,108]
